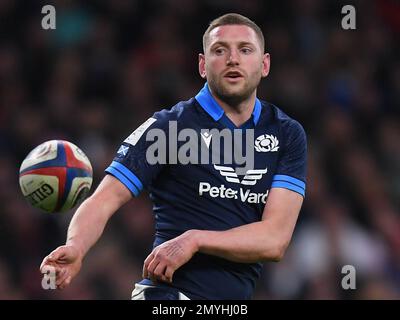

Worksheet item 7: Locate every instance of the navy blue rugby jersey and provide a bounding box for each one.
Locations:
[105,83,307,300]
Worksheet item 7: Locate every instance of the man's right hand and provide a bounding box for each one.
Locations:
[40,245,82,289]
[38,175,134,290]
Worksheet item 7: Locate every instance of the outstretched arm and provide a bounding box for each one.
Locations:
[143,187,303,283]
[65,175,132,257]
[40,174,132,289]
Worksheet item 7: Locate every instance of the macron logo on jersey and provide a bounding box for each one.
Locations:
[200,131,212,148]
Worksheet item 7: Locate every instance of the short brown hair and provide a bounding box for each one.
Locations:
[202,13,265,53]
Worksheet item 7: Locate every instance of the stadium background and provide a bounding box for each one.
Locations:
[0,0,399,299]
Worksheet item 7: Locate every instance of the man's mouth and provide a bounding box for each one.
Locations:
[224,71,243,79]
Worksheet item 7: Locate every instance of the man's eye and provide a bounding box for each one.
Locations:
[215,48,225,55]
[241,48,252,54]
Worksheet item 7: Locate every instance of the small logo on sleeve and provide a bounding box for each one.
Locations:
[117,145,129,156]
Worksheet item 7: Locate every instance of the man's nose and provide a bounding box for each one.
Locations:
[226,50,239,65]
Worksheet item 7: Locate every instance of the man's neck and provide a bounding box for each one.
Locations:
[212,92,256,127]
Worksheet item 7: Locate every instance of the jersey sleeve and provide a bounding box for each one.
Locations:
[271,120,307,197]
[105,111,171,197]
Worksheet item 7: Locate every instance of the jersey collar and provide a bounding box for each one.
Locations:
[195,82,261,126]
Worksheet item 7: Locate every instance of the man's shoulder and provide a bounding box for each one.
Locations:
[261,100,306,136]
[153,98,197,122]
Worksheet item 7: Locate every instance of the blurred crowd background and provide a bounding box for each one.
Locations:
[0,0,399,299]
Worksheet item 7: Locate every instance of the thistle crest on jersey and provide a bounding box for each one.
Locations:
[254,134,279,152]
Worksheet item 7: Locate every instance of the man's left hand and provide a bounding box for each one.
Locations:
[142,230,199,283]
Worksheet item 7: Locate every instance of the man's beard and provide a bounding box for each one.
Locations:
[208,74,260,107]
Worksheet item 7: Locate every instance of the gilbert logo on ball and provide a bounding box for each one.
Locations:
[19,140,93,213]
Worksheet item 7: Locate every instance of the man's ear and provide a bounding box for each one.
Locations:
[261,53,270,78]
[199,53,206,79]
